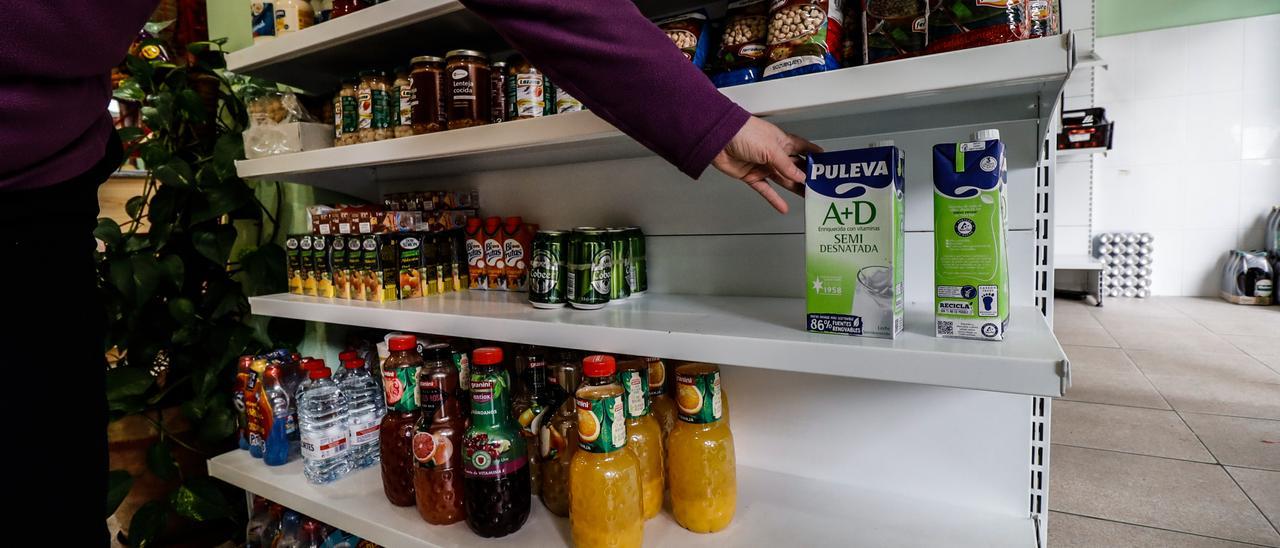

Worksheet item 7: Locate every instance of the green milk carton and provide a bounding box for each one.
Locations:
[933,129,1010,341]
[805,142,905,338]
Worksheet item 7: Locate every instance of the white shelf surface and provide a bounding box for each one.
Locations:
[249,292,1069,397]
[1055,254,1103,271]
[208,449,1035,548]
[235,36,1073,194]
[1056,146,1108,158]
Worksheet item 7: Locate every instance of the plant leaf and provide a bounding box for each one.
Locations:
[198,399,238,443]
[130,254,162,306]
[191,178,251,223]
[95,218,123,248]
[159,255,184,290]
[126,195,147,220]
[240,243,286,296]
[154,159,193,187]
[167,297,197,323]
[117,126,145,143]
[192,225,237,265]
[106,368,154,401]
[146,440,179,482]
[114,79,145,102]
[108,256,136,301]
[148,184,179,226]
[170,477,232,522]
[106,470,134,518]
[139,143,171,168]
[128,500,167,548]
[177,88,208,122]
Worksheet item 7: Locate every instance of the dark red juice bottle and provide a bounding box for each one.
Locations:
[379,334,422,506]
[413,344,467,524]
[462,346,531,537]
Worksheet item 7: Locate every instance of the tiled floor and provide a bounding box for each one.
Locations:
[1049,297,1280,547]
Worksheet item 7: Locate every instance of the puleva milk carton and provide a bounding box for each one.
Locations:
[933,129,1010,341]
[805,142,905,338]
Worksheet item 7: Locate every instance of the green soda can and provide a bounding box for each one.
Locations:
[569,228,610,310]
[623,227,646,295]
[529,230,567,309]
[606,228,630,302]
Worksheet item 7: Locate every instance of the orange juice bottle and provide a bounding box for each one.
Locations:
[618,357,663,520]
[645,358,677,438]
[667,363,735,533]
[569,355,643,548]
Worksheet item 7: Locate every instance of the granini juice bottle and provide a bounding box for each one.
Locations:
[618,356,664,519]
[511,345,555,496]
[537,349,580,516]
[646,357,677,438]
[413,345,467,524]
[667,362,736,533]
[379,334,423,506]
[569,355,643,548]
[462,347,531,537]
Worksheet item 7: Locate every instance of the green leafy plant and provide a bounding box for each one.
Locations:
[100,36,301,546]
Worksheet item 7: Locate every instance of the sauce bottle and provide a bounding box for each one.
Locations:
[379,334,422,506]
[413,345,467,524]
[462,347,531,537]
[646,357,677,438]
[511,345,554,495]
[667,363,735,533]
[618,357,665,519]
[569,355,643,548]
[538,349,579,516]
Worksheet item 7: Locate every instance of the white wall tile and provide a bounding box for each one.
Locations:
[1094,34,1135,104]
[1241,90,1280,160]
[1147,228,1183,296]
[1132,96,1186,165]
[1055,160,1093,226]
[1063,95,1093,111]
[1132,26,1187,99]
[1182,92,1243,163]
[1239,159,1280,249]
[1183,19,1245,94]
[1064,69,1094,99]
[1180,228,1240,296]
[1179,161,1241,230]
[1098,99,1135,165]
[1242,14,1280,92]
[1055,226,1093,257]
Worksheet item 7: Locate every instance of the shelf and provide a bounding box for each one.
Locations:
[208,449,1036,548]
[1056,146,1108,158]
[235,36,1073,194]
[1055,254,1103,271]
[249,291,1069,397]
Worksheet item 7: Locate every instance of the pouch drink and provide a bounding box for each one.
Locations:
[483,216,507,290]
[312,235,335,299]
[300,235,317,296]
[504,218,537,292]
[286,235,304,295]
[331,235,349,299]
[397,232,426,299]
[348,236,365,301]
[805,142,905,338]
[933,129,1010,341]
[465,218,487,290]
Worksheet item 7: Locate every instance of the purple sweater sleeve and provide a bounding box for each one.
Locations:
[458,0,751,179]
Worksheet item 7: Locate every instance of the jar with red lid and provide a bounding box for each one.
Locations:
[445,50,491,130]
[409,56,447,134]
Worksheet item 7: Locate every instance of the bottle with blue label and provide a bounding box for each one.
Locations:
[933,129,1010,341]
[261,362,299,465]
[804,140,905,338]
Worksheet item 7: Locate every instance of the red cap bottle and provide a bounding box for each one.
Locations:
[389,335,417,352]
[472,346,503,366]
[582,355,616,377]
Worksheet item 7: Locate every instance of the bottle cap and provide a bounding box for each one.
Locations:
[308,362,330,379]
[870,139,895,147]
[973,129,1000,141]
[473,346,503,365]
[426,343,453,362]
[343,358,365,370]
[582,355,616,377]
[389,335,417,352]
[338,350,357,362]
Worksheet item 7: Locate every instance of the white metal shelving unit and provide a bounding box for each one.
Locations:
[216,3,1074,546]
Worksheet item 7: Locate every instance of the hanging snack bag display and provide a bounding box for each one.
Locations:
[711,0,769,87]
[763,0,845,80]
[655,10,712,69]
[927,0,1026,55]
[863,0,929,63]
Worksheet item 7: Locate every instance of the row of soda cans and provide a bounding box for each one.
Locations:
[527,227,648,309]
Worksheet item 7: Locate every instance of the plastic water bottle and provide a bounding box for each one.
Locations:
[340,358,385,469]
[333,350,358,385]
[300,367,352,484]
[262,362,298,466]
[293,358,321,405]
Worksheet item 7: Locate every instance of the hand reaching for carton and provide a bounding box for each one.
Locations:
[711,116,822,214]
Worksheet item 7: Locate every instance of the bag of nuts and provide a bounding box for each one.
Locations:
[711,0,770,87]
[655,10,712,69]
[763,0,845,80]
[863,0,929,63]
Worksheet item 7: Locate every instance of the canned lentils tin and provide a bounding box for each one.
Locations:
[529,230,567,308]
[569,228,610,309]
[624,227,646,294]
[606,228,630,301]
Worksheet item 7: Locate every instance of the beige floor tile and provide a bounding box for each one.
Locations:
[1055,312,1104,330]
[1162,297,1265,319]
[1052,401,1214,462]
[1050,445,1280,546]
[1062,346,1170,409]
[1048,512,1261,548]
[1127,349,1280,385]
[1222,334,1280,361]
[1056,326,1121,348]
[1199,318,1280,338]
[1094,314,1211,333]
[1226,467,1280,531]
[1146,375,1280,420]
[1094,298,1188,318]
[1182,413,1280,471]
[1108,327,1243,354]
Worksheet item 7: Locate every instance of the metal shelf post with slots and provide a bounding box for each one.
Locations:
[211,2,1075,546]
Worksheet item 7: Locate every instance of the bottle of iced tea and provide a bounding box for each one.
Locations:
[537,349,580,516]
[618,357,664,519]
[462,346,531,537]
[646,357,677,438]
[667,362,735,533]
[413,345,466,524]
[511,345,554,496]
[379,334,422,506]
[569,355,643,547]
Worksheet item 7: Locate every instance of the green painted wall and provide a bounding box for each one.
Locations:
[208,0,252,51]
[1097,0,1280,36]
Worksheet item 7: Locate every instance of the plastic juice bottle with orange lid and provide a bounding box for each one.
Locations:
[645,357,677,438]
[667,362,735,533]
[618,357,664,520]
[569,355,643,548]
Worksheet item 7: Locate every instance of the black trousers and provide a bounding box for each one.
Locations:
[0,130,121,545]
